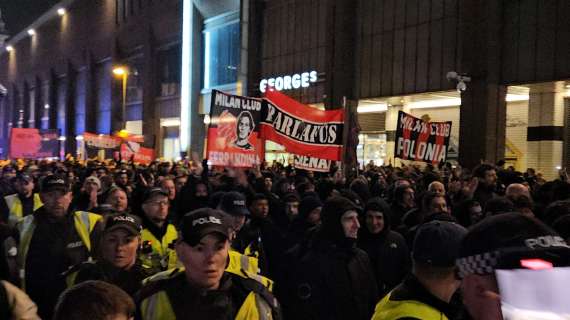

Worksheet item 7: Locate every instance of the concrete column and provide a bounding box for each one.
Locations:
[384,103,410,165]
[526,82,565,180]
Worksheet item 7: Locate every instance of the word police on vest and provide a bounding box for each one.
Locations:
[260,71,318,93]
[192,216,222,226]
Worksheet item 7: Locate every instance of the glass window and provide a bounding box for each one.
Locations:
[358,133,387,166]
[203,13,240,89]
[157,45,181,97]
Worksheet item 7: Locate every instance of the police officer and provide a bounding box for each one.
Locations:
[135,208,281,320]
[16,175,102,319]
[371,221,467,320]
[0,173,42,227]
[66,213,153,296]
[139,188,178,272]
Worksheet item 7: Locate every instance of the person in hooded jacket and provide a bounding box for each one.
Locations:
[288,195,322,246]
[277,196,378,320]
[358,198,410,296]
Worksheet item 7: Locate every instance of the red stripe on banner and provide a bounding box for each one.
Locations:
[402,115,412,160]
[265,89,344,123]
[260,124,342,161]
[434,123,446,164]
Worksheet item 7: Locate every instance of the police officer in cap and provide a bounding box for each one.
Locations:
[0,173,42,227]
[136,208,281,320]
[66,213,153,296]
[16,175,102,319]
[139,187,178,272]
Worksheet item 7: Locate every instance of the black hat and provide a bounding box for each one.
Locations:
[299,196,323,219]
[458,213,561,259]
[104,214,142,236]
[179,208,230,246]
[14,173,33,183]
[142,187,169,202]
[456,213,568,278]
[40,175,69,193]
[219,191,249,216]
[413,221,467,267]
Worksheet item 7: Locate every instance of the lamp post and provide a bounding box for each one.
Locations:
[112,66,128,130]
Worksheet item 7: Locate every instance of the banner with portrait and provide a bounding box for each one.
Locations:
[9,128,60,159]
[120,142,154,165]
[394,111,452,164]
[206,90,264,167]
[261,90,344,161]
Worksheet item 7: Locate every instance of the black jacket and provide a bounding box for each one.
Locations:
[71,260,153,296]
[358,228,410,296]
[277,233,379,320]
[278,196,379,320]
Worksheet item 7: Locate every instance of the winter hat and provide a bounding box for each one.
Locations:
[299,196,323,220]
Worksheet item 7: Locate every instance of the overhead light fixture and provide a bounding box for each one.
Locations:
[57,8,66,16]
[27,29,36,36]
[5,45,13,52]
[357,103,388,113]
[112,66,127,76]
[408,98,461,109]
[505,94,529,102]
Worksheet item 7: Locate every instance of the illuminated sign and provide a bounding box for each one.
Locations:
[259,71,318,93]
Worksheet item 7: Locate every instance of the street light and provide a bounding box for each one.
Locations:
[112,66,128,130]
[57,8,66,16]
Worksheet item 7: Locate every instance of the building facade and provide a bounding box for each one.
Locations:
[1,0,570,179]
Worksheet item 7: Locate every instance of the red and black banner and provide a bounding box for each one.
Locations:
[9,128,60,159]
[395,111,452,164]
[261,90,344,161]
[206,90,265,167]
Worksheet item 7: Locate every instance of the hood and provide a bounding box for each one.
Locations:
[361,197,393,239]
[319,196,359,245]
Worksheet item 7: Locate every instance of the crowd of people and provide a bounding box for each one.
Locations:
[0,156,569,319]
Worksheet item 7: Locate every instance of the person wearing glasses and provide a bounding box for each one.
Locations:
[138,188,178,273]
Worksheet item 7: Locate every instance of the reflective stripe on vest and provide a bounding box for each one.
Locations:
[140,224,178,271]
[371,291,449,320]
[17,211,101,290]
[227,250,273,291]
[5,194,43,227]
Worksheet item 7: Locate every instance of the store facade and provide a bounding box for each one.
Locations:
[241,0,570,179]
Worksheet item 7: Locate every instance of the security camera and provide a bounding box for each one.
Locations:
[457,81,467,92]
[446,71,471,92]
[446,71,458,81]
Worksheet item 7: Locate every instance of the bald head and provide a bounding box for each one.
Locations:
[428,181,446,196]
[505,183,530,199]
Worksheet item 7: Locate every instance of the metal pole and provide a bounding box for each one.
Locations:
[122,74,127,130]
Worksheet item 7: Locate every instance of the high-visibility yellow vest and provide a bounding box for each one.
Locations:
[17,211,102,290]
[227,250,273,291]
[4,194,43,227]
[140,224,178,271]
[139,268,275,320]
[371,290,449,320]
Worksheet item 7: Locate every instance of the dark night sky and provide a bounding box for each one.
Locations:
[0,0,61,36]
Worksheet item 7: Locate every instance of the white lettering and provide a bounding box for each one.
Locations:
[260,71,318,92]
